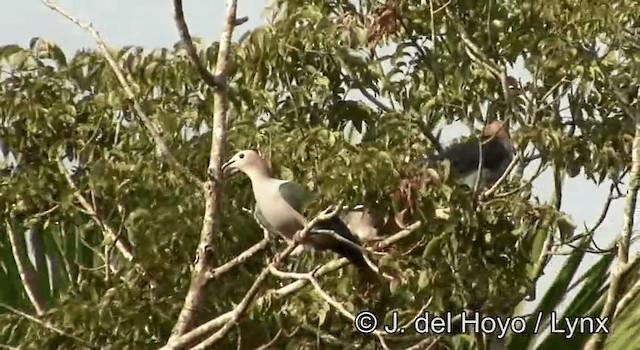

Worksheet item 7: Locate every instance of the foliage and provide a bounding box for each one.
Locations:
[1,0,639,349]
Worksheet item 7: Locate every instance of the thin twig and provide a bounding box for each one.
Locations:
[255,330,283,350]
[165,205,344,350]
[268,266,390,350]
[57,161,137,265]
[173,0,227,89]
[404,335,440,350]
[205,237,271,280]
[416,119,444,155]
[42,0,204,189]
[401,297,433,329]
[274,220,423,297]
[0,302,95,348]
[160,220,423,350]
[562,183,619,246]
[359,87,392,112]
[482,155,519,197]
[189,205,345,350]
[473,131,484,194]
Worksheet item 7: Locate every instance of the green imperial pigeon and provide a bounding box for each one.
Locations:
[221,150,381,282]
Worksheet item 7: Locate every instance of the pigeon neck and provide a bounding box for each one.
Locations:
[244,167,271,183]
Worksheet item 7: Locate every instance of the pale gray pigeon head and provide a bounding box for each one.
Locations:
[221,150,270,178]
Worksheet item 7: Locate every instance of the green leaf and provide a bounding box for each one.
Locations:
[507,235,591,349]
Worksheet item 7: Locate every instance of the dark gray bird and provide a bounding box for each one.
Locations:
[423,120,513,190]
[389,120,514,229]
[337,121,514,237]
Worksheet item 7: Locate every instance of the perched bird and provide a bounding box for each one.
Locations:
[335,121,514,235]
[340,207,387,243]
[391,120,514,228]
[422,120,513,190]
[221,150,381,282]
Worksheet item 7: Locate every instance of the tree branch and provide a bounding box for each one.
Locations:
[166,0,238,342]
[405,335,440,350]
[613,259,640,318]
[160,220,423,350]
[42,0,204,189]
[482,155,519,198]
[165,205,344,350]
[268,266,390,350]
[57,161,138,269]
[174,0,230,89]
[205,236,271,280]
[585,110,640,350]
[0,302,95,349]
[255,329,283,350]
[4,221,47,315]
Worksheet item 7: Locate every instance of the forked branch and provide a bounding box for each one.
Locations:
[167,0,240,343]
[160,220,423,350]
[164,205,345,350]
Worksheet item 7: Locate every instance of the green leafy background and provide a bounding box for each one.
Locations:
[1,0,639,349]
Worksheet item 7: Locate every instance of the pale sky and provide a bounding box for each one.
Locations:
[2,0,635,329]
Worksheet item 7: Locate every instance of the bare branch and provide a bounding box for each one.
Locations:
[176,205,344,350]
[269,266,391,350]
[472,131,484,194]
[482,155,519,197]
[5,221,47,315]
[358,87,392,112]
[173,0,231,89]
[167,0,238,341]
[562,183,620,246]
[488,157,547,201]
[205,237,271,280]
[234,16,249,26]
[614,254,640,317]
[0,302,94,348]
[161,220,423,350]
[585,110,640,350]
[42,0,204,189]
[400,297,433,329]
[57,161,137,268]
[416,118,445,155]
[274,220,422,297]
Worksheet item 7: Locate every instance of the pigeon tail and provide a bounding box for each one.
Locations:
[309,217,381,283]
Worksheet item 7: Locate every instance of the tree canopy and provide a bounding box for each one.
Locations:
[1,0,639,349]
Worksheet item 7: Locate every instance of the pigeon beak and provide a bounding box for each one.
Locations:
[221,160,238,178]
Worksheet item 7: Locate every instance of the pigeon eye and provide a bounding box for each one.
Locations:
[239,153,245,159]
